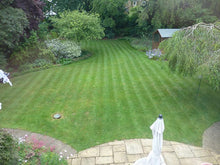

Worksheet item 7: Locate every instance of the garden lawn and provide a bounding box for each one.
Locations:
[0,40,220,151]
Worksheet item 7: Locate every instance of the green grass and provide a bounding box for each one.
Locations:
[0,40,220,151]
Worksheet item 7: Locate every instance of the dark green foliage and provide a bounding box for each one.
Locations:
[0,52,7,69]
[0,130,18,165]
[92,0,128,38]
[160,22,220,90]
[201,0,220,18]
[0,7,28,57]
[134,0,218,34]
[37,21,50,40]
[0,0,13,8]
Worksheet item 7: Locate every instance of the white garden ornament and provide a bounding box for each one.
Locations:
[0,69,13,110]
[134,114,166,165]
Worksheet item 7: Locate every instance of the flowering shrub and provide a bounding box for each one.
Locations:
[146,49,162,59]
[0,130,68,165]
[17,134,68,164]
[46,39,81,64]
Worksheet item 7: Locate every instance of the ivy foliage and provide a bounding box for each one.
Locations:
[160,22,220,90]
[51,10,104,42]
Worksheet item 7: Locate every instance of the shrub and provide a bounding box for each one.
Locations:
[40,152,68,165]
[124,37,152,51]
[18,134,68,165]
[32,59,52,68]
[50,10,104,42]
[0,7,28,55]
[10,43,55,69]
[46,39,81,63]
[0,130,18,165]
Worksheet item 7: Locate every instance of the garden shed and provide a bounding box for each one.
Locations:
[152,29,180,49]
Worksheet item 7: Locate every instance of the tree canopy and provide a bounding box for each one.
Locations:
[92,0,128,38]
[51,10,104,42]
[133,0,219,35]
[160,22,220,90]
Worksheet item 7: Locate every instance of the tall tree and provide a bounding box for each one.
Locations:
[201,0,220,18]
[0,1,29,68]
[136,0,218,32]
[92,0,128,38]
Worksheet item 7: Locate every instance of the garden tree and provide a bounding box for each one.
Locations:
[159,22,220,90]
[201,0,220,18]
[50,10,104,42]
[80,0,93,11]
[136,0,218,33]
[0,5,29,68]
[92,0,128,38]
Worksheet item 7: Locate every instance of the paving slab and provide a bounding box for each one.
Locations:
[78,147,99,157]
[100,145,113,156]
[114,152,127,163]
[125,139,143,154]
[173,144,194,158]
[96,156,113,164]
[81,157,96,165]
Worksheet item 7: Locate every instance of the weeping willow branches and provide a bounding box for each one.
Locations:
[160,22,220,90]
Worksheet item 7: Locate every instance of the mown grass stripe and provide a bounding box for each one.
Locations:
[108,41,140,134]
[118,43,161,114]
[112,41,148,133]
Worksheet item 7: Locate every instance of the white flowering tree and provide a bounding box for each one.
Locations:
[0,69,12,110]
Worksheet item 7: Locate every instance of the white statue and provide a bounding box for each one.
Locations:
[0,70,12,86]
[0,69,12,110]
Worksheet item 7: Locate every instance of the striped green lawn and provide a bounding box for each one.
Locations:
[0,40,220,151]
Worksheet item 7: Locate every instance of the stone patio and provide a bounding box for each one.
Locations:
[67,139,220,165]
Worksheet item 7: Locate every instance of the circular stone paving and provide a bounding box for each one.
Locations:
[68,139,220,165]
